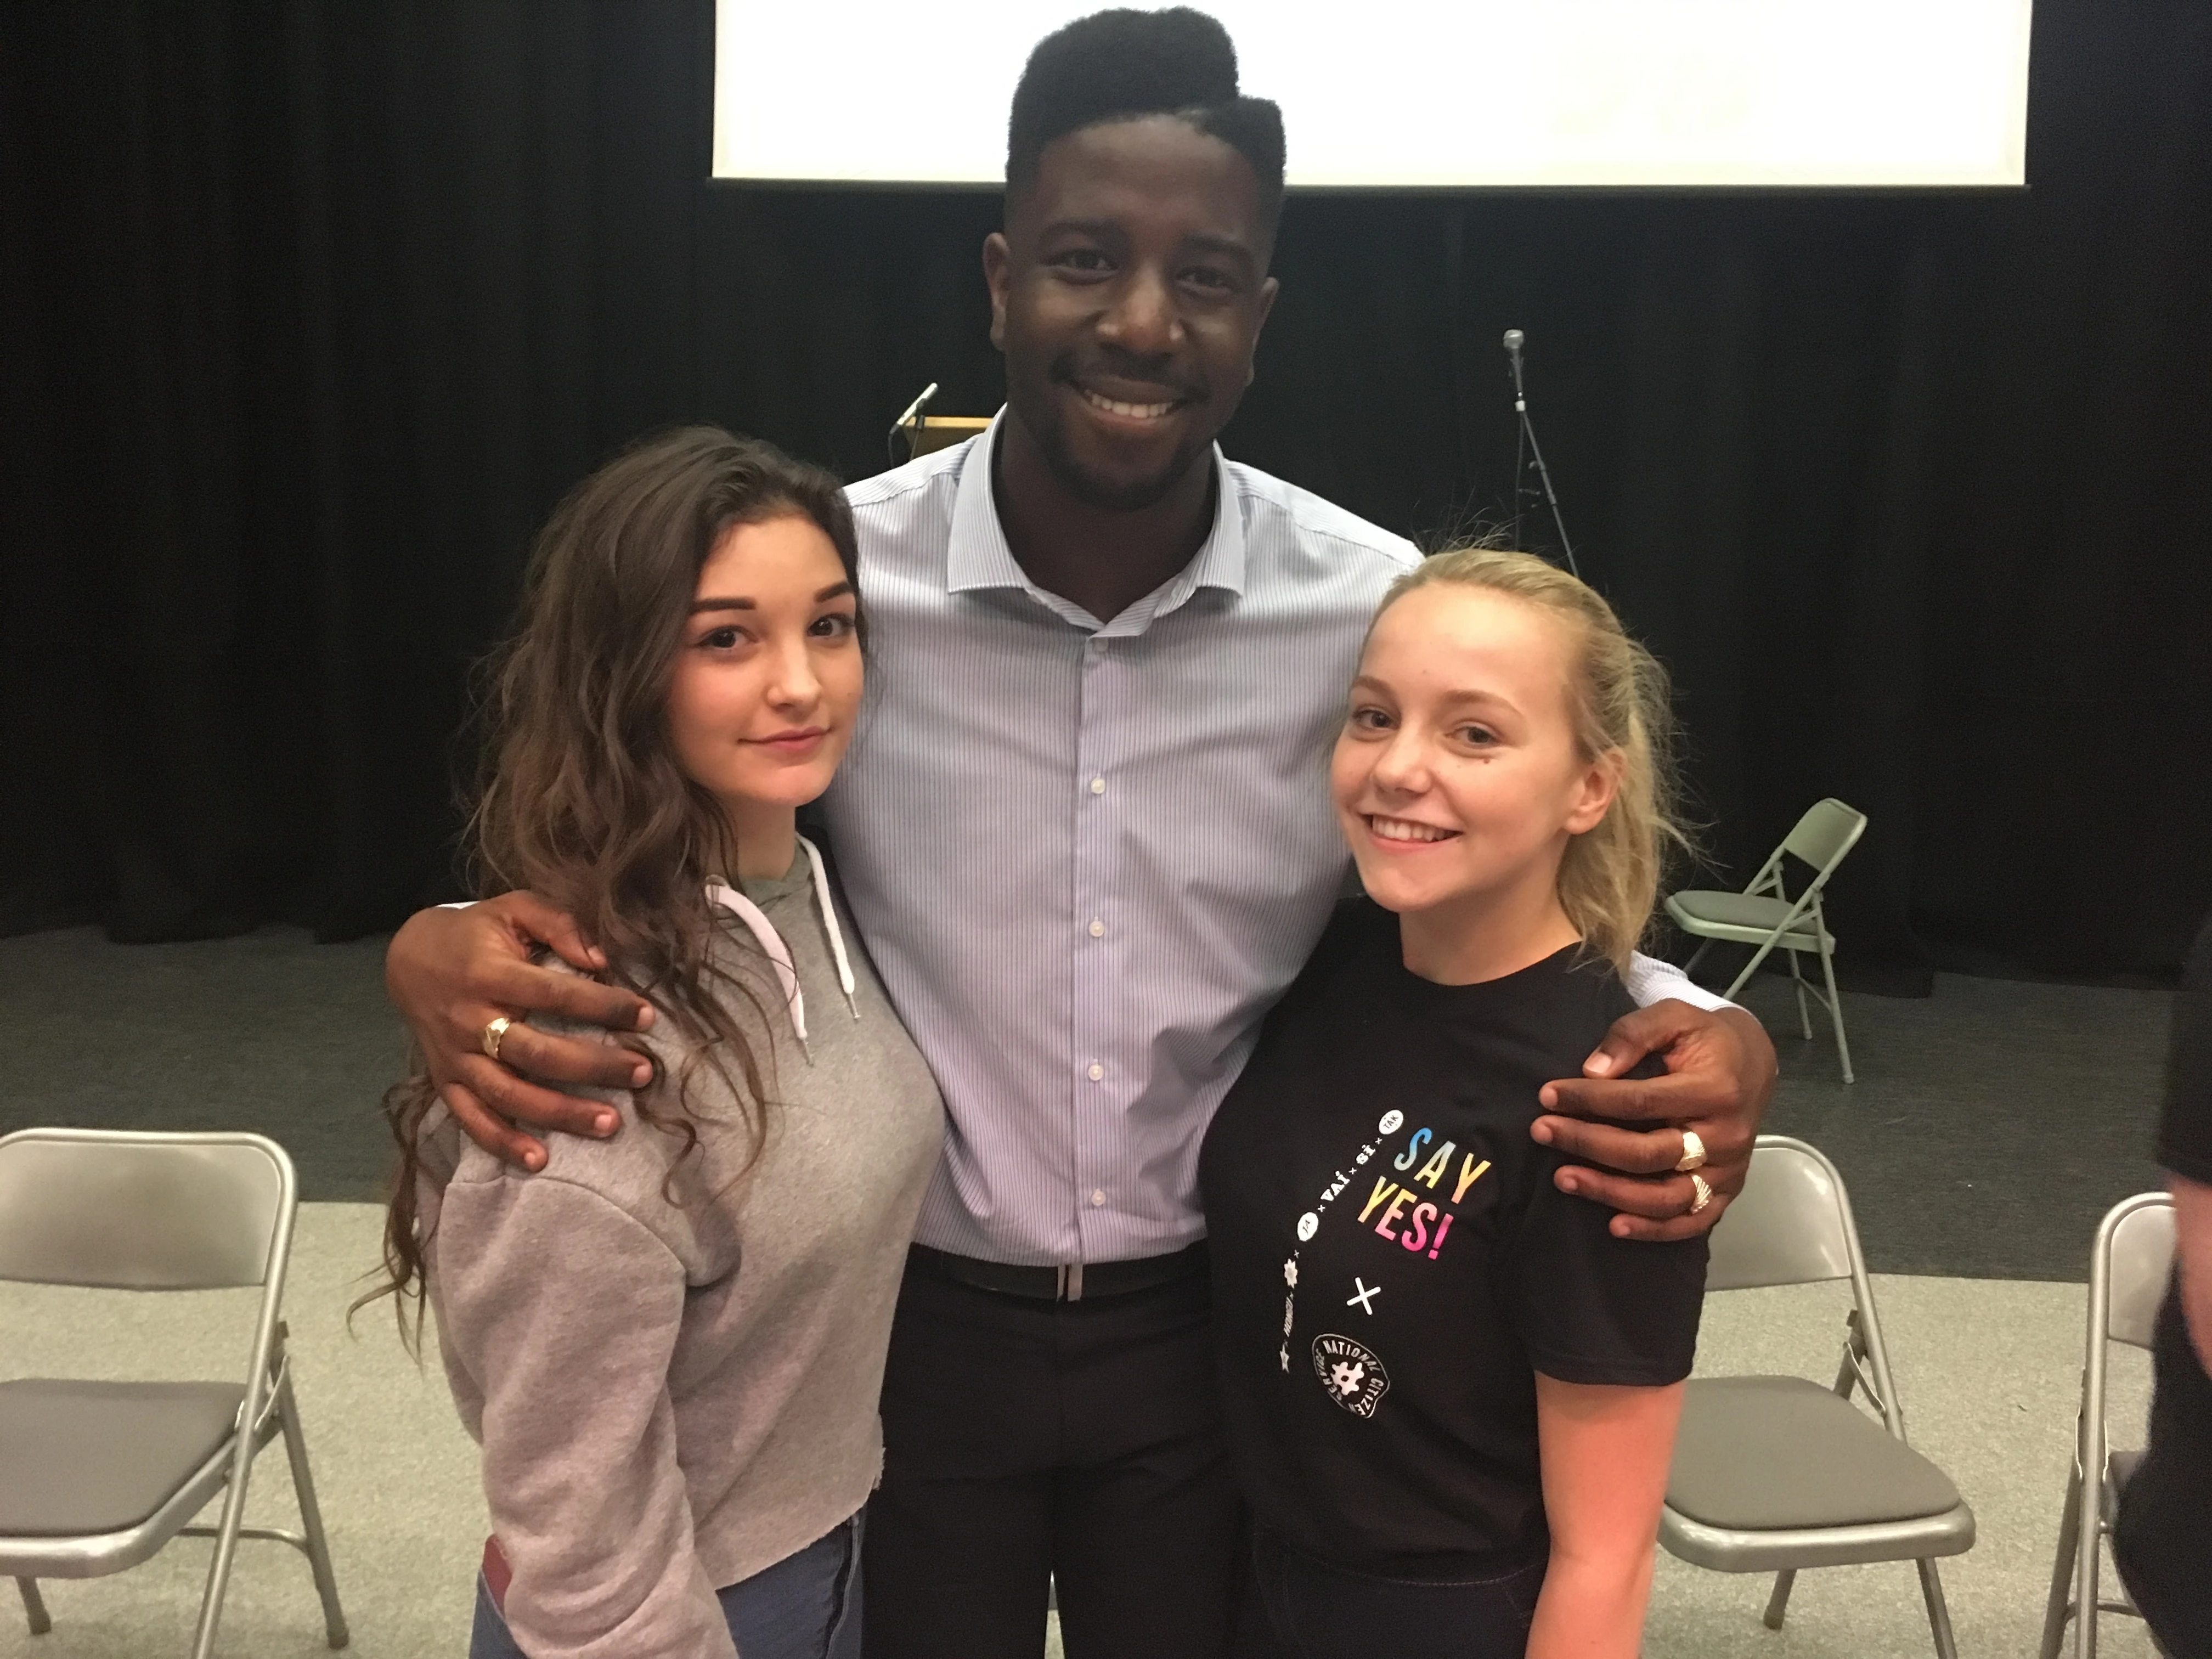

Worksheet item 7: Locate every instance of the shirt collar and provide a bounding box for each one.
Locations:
[946,410,1247,627]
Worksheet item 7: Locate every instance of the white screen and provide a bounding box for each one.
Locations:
[713,0,2032,189]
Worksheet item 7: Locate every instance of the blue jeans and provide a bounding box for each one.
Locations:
[470,1509,864,1659]
[1244,1527,1545,1659]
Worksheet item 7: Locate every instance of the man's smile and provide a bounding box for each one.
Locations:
[1054,360,1202,431]
[1078,386,1183,421]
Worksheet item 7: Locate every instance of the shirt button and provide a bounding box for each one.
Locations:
[1087,1062,1105,1082]
[1088,918,1105,938]
[1091,1189,1107,1207]
[1089,776,1106,795]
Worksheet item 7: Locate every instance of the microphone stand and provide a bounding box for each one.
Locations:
[1504,332,1580,578]
[888,382,939,468]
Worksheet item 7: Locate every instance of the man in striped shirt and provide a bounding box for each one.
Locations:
[386,10,1776,1657]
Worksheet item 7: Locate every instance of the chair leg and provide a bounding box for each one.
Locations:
[1762,1568,1797,1630]
[15,1577,49,1636]
[1819,937,1854,1082]
[1684,939,1713,978]
[275,1369,351,1649]
[1723,933,1787,1000]
[1788,949,1813,1038]
[189,1419,263,1659]
[2041,1462,2083,1659]
[1917,1558,1961,1659]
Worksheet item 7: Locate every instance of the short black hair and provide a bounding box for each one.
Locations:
[1007,8,1286,234]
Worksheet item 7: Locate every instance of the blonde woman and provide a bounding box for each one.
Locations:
[1200,550,1703,1658]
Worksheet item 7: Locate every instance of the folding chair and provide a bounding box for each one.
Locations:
[0,1128,348,1656]
[1661,1136,1974,1657]
[1665,798,1867,1082]
[2039,1190,2175,1659]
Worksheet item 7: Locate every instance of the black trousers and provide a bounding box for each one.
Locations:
[863,1255,1245,1659]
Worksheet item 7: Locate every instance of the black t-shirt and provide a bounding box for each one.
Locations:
[2115,913,2212,1655]
[1199,899,1707,1579]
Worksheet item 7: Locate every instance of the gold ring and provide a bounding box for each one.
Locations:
[1689,1173,1713,1214]
[1675,1129,1708,1173]
[481,1016,516,1063]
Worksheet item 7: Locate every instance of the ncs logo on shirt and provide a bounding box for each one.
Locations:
[1312,1333,1390,1418]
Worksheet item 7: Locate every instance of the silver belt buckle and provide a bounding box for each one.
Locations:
[1054,1262,1085,1303]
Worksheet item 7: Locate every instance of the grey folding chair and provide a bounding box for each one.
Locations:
[1666,797,1867,1081]
[2039,1190,2175,1659]
[1661,1136,1974,1657]
[0,1128,348,1655]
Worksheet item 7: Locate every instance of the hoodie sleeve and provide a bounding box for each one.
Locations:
[432,1169,736,1659]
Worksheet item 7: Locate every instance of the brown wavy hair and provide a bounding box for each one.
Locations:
[363,426,861,1347]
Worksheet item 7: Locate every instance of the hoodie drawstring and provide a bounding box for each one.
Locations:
[800,835,859,1015]
[704,836,859,1055]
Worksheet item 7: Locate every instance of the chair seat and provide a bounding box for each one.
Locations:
[1667,1376,1961,1530]
[1666,890,1831,947]
[0,1378,243,1537]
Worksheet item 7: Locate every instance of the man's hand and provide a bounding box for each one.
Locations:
[1532,1000,1777,1242]
[385,894,656,1171]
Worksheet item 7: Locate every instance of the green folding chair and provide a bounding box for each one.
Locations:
[1666,798,1867,1081]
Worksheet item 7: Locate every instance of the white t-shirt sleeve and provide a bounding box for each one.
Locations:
[1623,951,1737,1014]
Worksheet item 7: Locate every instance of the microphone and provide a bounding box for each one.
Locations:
[1498,327,1578,577]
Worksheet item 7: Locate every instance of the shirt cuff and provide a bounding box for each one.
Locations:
[1624,952,1737,1014]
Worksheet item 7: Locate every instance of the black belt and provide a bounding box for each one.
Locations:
[909,1240,1207,1304]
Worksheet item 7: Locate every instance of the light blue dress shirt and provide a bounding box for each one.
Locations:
[825,416,1719,1267]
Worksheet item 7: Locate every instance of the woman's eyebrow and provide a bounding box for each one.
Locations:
[1351,673,1513,710]
[691,583,851,613]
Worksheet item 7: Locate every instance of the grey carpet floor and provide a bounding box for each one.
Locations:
[0,1206,2160,1659]
[1737,970,2168,1281]
[0,926,2174,1280]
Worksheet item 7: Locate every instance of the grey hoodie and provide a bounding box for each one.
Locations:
[416,847,944,1657]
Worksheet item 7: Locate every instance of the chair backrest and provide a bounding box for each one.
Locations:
[1778,798,1868,883]
[1704,1136,1858,1292]
[0,1129,293,1291]
[2100,1193,2176,1349]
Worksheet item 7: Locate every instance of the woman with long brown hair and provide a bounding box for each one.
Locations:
[372,427,943,1659]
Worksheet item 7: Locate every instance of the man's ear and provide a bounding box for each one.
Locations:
[983,232,1014,352]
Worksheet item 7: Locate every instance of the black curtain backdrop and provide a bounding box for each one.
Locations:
[4,2,2209,989]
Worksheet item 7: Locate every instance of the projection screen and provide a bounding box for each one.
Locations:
[713,0,2032,189]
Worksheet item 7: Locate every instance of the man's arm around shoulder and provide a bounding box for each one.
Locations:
[1531,955,1778,1243]
[386,896,656,1170]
